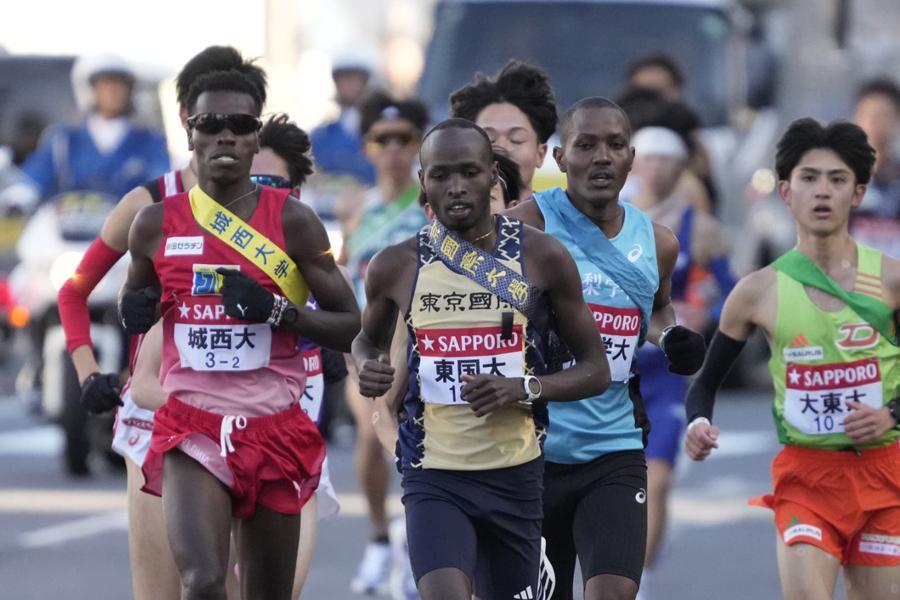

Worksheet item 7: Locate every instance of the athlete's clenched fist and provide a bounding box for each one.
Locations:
[684,418,720,461]
[119,286,160,334]
[460,374,527,417]
[216,268,274,322]
[358,354,395,398]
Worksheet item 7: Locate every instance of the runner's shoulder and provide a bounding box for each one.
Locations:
[101,185,156,251]
[367,237,418,280]
[502,198,545,230]
[520,223,571,263]
[129,201,164,252]
[732,266,777,303]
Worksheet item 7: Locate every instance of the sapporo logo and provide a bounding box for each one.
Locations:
[836,323,879,350]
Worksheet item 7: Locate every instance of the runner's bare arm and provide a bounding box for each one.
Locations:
[647,223,679,345]
[461,231,610,416]
[66,186,155,381]
[281,198,361,352]
[883,255,900,328]
[130,321,167,411]
[351,242,416,398]
[684,269,770,460]
[118,204,163,334]
[502,198,546,231]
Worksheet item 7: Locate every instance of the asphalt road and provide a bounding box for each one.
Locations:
[0,383,800,600]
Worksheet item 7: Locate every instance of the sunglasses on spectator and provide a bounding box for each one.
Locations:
[367,131,418,147]
[250,174,293,189]
[187,113,262,135]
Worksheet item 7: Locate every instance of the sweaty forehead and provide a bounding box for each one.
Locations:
[421,128,492,167]
[194,91,257,116]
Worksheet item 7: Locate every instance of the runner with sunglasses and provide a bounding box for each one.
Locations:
[119,69,360,600]
[339,89,431,596]
[354,117,610,600]
[57,46,266,600]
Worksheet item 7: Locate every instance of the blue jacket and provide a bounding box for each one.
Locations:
[310,120,375,185]
[23,118,169,201]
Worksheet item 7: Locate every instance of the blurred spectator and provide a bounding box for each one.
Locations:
[617,88,712,212]
[620,53,717,208]
[21,54,169,203]
[628,127,735,581]
[339,89,429,596]
[626,52,684,101]
[450,60,557,201]
[310,51,376,186]
[851,77,900,256]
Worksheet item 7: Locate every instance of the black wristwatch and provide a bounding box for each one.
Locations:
[281,303,299,326]
[887,398,900,429]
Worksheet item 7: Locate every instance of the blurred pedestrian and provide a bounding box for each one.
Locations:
[310,51,376,186]
[627,126,736,593]
[851,77,900,256]
[22,53,169,203]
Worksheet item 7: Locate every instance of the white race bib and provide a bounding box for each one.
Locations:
[784,358,883,435]
[299,348,324,422]
[174,323,271,371]
[590,304,640,382]
[417,325,525,406]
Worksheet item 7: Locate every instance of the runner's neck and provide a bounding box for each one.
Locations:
[565,190,625,238]
[794,230,858,278]
[181,156,199,189]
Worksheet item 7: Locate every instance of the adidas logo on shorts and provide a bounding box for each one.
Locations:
[514,585,534,599]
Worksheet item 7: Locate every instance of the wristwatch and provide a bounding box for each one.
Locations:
[522,375,542,403]
[281,303,299,326]
[887,398,900,428]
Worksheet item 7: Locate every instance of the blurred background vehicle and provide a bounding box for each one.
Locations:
[9,190,128,475]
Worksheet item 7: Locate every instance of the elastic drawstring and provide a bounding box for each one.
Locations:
[219,415,247,458]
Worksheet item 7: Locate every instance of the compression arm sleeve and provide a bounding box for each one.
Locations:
[684,330,746,423]
[58,237,125,353]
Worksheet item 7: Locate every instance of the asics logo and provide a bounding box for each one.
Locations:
[635,488,647,504]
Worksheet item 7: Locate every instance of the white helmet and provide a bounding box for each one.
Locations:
[330,48,375,77]
[70,53,134,111]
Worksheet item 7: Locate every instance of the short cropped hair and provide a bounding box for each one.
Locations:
[186,69,264,116]
[775,118,876,184]
[558,97,629,144]
[626,53,685,90]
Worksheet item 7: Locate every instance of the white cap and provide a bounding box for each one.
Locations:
[632,126,688,159]
[330,48,374,76]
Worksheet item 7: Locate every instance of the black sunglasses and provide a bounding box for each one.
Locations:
[368,131,417,147]
[187,113,262,135]
[250,174,293,189]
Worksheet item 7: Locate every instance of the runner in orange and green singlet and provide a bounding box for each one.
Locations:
[685,117,900,600]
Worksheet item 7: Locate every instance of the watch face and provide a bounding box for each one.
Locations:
[527,377,541,395]
[283,305,299,324]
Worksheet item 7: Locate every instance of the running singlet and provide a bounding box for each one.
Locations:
[345,185,427,302]
[770,243,900,448]
[536,194,659,463]
[154,186,306,416]
[398,217,548,471]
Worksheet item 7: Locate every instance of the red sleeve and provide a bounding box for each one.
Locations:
[58,238,125,353]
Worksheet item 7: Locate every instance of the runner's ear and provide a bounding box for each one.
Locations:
[553,146,566,173]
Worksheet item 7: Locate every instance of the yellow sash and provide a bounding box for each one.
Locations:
[188,185,309,306]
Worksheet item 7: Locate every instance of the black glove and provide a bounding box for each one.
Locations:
[660,325,707,376]
[80,372,123,414]
[217,268,274,322]
[119,286,160,334]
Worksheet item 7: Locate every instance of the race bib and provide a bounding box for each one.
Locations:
[416,325,525,406]
[174,323,271,371]
[299,348,324,422]
[784,358,883,435]
[590,304,640,382]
